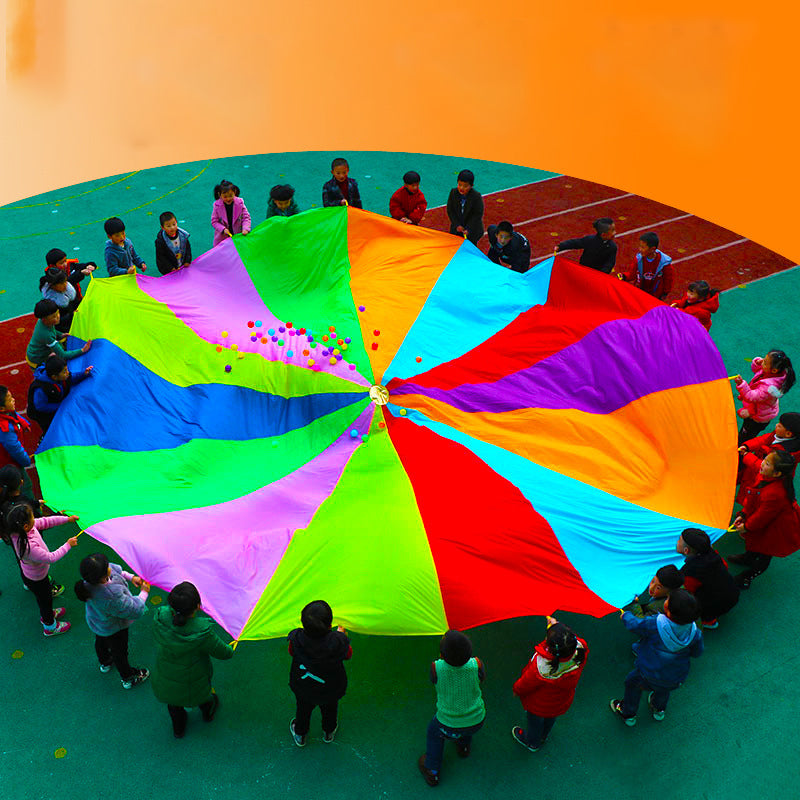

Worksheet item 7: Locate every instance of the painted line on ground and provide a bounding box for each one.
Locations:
[671,239,748,264]
[424,174,563,211]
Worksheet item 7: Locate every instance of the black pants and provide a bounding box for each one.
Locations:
[94,628,134,679]
[293,697,339,736]
[167,698,216,733]
[22,574,54,625]
[738,550,773,581]
[738,418,769,446]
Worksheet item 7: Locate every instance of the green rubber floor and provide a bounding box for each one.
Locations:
[1,155,799,800]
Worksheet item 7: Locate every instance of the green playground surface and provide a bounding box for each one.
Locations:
[1,153,799,799]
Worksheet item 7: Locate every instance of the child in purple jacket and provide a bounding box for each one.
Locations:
[211,180,252,247]
[3,503,78,636]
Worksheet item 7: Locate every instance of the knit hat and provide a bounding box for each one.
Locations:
[681,528,711,554]
[779,412,800,436]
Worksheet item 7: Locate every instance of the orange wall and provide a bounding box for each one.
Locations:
[2,0,798,261]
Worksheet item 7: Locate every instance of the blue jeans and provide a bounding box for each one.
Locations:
[522,712,556,747]
[622,668,677,717]
[424,716,484,773]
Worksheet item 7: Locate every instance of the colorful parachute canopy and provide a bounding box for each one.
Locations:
[37,208,737,639]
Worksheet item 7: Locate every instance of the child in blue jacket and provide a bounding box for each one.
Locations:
[610,588,703,725]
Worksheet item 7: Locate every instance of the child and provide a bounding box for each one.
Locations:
[26,299,92,369]
[487,221,531,273]
[737,412,800,503]
[418,630,486,787]
[627,564,683,618]
[3,503,78,636]
[0,387,33,485]
[733,350,795,444]
[45,248,96,288]
[511,617,588,752]
[610,589,703,725]
[730,451,800,588]
[288,600,352,746]
[554,218,618,273]
[389,171,427,225]
[670,280,720,330]
[322,158,362,209]
[618,232,673,300]
[39,267,80,333]
[211,180,252,247]
[104,217,147,276]
[0,464,41,519]
[154,211,192,275]
[27,354,94,435]
[446,169,484,245]
[676,529,739,628]
[74,552,151,688]
[266,184,300,218]
[151,581,234,738]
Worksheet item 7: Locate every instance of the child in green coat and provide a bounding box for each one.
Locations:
[151,582,234,738]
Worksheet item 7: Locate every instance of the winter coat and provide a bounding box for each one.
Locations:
[288,627,352,703]
[321,177,362,209]
[389,186,427,224]
[737,433,800,504]
[680,550,739,620]
[622,612,703,687]
[266,198,301,218]
[151,605,234,707]
[211,196,252,247]
[512,638,588,717]
[487,225,531,273]
[0,410,32,468]
[27,363,89,426]
[446,187,484,244]
[82,563,149,636]
[556,233,618,273]
[739,475,800,558]
[104,238,145,277]
[735,358,786,422]
[620,250,674,298]
[9,515,71,581]
[673,292,720,330]
[154,228,193,274]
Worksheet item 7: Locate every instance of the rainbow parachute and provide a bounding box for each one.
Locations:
[37,208,737,639]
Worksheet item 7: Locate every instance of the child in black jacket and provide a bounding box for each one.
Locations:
[288,600,352,746]
[446,169,484,244]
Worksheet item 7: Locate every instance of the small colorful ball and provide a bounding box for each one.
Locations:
[287,350,294,357]
[335,354,343,361]
[329,325,336,332]
[399,408,407,416]
[311,342,317,349]
[237,352,245,359]
[232,344,239,351]
[337,339,344,346]
[307,335,314,342]
[215,345,222,353]
[268,328,275,335]
[329,357,337,365]
[416,356,422,362]
[261,337,268,344]
[225,365,232,372]
[303,349,310,356]
[371,342,379,350]
[333,348,340,355]
[247,321,254,328]
[378,421,386,429]
[361,434,369,442]
[322,334,329,342]
[250,336,258,342]
[348,364,356,370]
[298,328,306,334]
[279,326,285,333]
[278,339,284,346]
[289,329,296,336]
[358,306,365,312]
[221,331,229,338]
[344,337,351,344]
[342,343,349,350]
[350,429,359,438]
[286,321,293,328]
[255,320,262,327]
[272,336,278,342]
[308,359,315,366]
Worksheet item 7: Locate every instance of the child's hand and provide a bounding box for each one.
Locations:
[67,514,79,523]
[81,265,95,275]
[140,581,151,592]
[127,265,136,274]
[732,374,742,383]
[67,536,79,547]
[545,615,557,627]
[670,302,678,307]
[80,340,92,354]
[340,199,347,206]
[131,575,143,588]
[337,625,346,633]
[401,217,412,224]
[738,445,748,453]
[84,366,94,376]
[140,262,147,271]
[456,225,465,234]
[224,228,233,238]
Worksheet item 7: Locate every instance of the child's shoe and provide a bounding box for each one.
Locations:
[99,661,113,673]
[456,738,471,758]
[42,620,71,637]
[42,608,66,622]
[289,719,306,747]
[511,726,540,752]
[322,725,337,743]
[417,754,439,786]
[50,581,64,597]
[702,619,719,629]
[609,699,636,726]
[202,693,219,722]
[121,668,149,689]
[647,692,665,721]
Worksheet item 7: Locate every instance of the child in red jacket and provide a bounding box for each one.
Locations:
[737,412,800,503]
[730,450,800,588]
[389,171,427,225]
[511,617,588,752]
[670,280,719,330]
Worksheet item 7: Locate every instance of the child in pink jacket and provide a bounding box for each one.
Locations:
[211,180,251,247]
[4,502,79,635]
[734,350,796,445]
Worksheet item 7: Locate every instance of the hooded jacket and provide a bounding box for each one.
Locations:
[82,563,148,636]
[287,627,352,703]
[737,432,800,503]
[9,514,71,581]
[0,409,32,468]
[622,611,703,686]
[154,227,193,274]
[104,238,145,277]
[487,225,531,273]
[151,605,234,707]
[446,187,484,244]
[28,363,89,416]
[739,475,800,558]
[673,291,720,330]
[735,357,786,422]
[512,637,588,717]
[679,550,739,620]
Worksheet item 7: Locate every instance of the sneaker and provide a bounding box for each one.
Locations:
[322,725,337,743]
[43,620,71,637]
[99,662,113,673]
[702,619,719,629]
[511,726,540,752]
[50,582,64,598]
[202,693,219,722]
[121,668,149,689]
[289,719,306,747]
[735,574,752,590]
[609,699,636,726]
[647,692,665,721]
[417,754,439,787]
[41,608,66,623]
[456,738,470,758]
